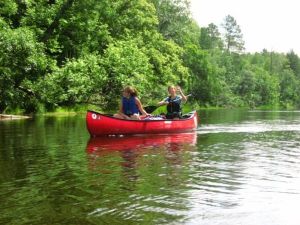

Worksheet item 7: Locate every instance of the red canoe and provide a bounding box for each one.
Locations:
[86,110,198,136]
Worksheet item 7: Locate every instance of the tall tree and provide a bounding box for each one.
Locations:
[286,50,300,77]
[150,0,191,45]
[200,23,223,50]
[222,15,245,53]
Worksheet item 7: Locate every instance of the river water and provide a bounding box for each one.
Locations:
[1,109,300,225]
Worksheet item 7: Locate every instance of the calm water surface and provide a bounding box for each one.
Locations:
[1,109,300,225]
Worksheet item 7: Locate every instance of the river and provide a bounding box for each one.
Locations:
[1,109,300,225]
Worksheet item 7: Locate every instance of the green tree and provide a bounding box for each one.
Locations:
[0,27,52,112]
[279,68,300,107]
[222,15,245,53]
[100,38,154,109]
[286,50,300,77]
[35,54,107,109]
[200,23,223,50]
[151,0,191,45]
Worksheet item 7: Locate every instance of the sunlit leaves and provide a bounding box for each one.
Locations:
[36,54,107,107]
[0,27,51,112]
[0,0,18,17]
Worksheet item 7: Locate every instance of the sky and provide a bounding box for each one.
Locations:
[190,0,300,55]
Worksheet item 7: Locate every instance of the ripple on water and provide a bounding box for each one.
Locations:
[198,120,300,134]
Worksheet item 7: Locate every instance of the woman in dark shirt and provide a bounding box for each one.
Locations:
[114,86,149,120]
[158,85,188,119]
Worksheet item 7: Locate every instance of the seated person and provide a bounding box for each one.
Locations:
[114,86,149,120]
[158,85,188,119]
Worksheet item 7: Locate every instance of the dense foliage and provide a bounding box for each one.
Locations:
[1,0,300,113]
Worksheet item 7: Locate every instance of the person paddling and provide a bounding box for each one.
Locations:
[158,85,188,119]
[114,86,149,120]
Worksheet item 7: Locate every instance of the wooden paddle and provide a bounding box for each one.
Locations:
[144,94,192,114]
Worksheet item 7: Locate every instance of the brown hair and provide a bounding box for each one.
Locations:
[124,86,138,97]
[168,85,176,92]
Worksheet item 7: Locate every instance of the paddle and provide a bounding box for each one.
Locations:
[144,94,192,114]
[144,105,159,114]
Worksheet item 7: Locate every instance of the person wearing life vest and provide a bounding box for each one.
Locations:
[114,86,149,120]
[158,85,188,119]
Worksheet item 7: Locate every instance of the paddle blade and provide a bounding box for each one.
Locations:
[144,105,158,113]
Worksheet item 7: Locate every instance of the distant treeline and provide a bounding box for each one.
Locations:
[1,0,300,113]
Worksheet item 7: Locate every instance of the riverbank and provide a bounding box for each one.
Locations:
[1,103,294,119]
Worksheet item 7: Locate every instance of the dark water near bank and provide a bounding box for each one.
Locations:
[1,109,300,225]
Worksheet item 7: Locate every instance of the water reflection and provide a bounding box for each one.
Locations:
[86,132,197,185]
[86,132,197,153]
[85,133,198,223]
[2,110,300,225]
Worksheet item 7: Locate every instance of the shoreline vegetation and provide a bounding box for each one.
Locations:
[1,1,300,114]
[1,103,297,120]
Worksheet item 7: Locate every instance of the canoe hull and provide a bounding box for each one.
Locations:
[86,110,198,136]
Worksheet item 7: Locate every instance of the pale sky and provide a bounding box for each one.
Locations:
[190,0,300,55]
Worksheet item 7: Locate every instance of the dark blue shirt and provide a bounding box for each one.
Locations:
[122,96,139,115]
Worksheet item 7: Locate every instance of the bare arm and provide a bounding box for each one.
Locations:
[177,86,187,102]
[158,100,168,106]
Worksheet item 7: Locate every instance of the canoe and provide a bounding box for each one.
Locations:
[86,110,198,136]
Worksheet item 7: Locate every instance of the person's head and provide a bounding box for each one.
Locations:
[123,86,138,98]
[168,85,177,96]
